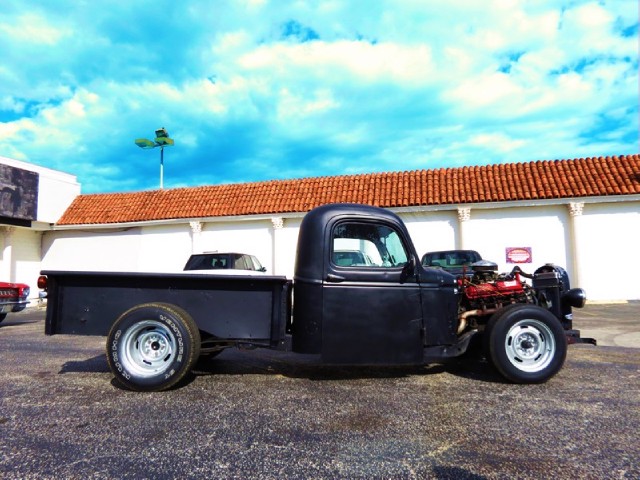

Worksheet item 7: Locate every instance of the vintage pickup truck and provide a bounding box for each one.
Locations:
[40,203,592,392]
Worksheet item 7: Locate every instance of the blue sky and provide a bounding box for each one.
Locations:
[0,0,637,193]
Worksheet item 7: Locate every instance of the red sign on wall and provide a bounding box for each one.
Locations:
[506,247,532,264]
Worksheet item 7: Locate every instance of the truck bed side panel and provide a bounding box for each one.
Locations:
[43,271,290,346]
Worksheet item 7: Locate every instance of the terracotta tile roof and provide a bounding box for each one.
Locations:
[57,154,640,226]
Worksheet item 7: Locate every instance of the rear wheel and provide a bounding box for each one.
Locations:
[485,304,567,383]
[106,303,201,391]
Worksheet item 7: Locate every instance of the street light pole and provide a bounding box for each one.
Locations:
[134,128,174,189]
[160,146,164,189]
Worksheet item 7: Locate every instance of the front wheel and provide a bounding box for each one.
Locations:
[485,304,567,383]
[106,303,201,392]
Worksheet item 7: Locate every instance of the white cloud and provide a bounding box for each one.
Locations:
[277,88,339,121]
[238,40,436,86]
[570,2,614,29]
[444,72,524,110]
[0,0,636,192]
[469,133,526,153]
[0,13,70,44]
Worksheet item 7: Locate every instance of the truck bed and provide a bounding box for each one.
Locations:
[42,271,292,349]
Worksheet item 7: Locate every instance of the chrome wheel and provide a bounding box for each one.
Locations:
[119,320,178,378]
[107,303,201,391]
[504,319,555,373]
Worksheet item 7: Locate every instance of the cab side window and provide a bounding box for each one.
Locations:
[332,222,408,268]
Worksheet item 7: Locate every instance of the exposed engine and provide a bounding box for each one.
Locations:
[455,261,535,334]
[460,260,534,311]
[455,260,586,335]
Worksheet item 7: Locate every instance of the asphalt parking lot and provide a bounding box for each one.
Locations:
[1,302,639,479]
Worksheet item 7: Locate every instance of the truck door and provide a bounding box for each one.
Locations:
[321,219,424,364]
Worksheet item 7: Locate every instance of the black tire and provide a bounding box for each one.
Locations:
[485,304,567,383]
[0,313,7,323]
[482,303,524,359]
[106,303,201,392]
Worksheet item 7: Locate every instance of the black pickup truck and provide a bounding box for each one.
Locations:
[40,203,591,392]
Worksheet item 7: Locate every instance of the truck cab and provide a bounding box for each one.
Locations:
[292,203,459,364]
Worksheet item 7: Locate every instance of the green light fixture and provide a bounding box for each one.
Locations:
[135,127,175,189]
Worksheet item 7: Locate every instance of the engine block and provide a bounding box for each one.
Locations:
[460,261,532,310]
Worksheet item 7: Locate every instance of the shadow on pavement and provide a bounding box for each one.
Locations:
[59,354,110,374]
[55,345,511,387]
[192,348,507,384]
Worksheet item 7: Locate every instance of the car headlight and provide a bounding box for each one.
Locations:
[562,288,586,309]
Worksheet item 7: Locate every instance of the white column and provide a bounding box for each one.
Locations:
[568,202,584,288]
[189,221,203,254]
[457,207,471,250]
[271,217,284,275]
[1,227,15,281]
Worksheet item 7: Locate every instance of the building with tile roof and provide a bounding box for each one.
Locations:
[55,154,639,226]
[2,154,639,301]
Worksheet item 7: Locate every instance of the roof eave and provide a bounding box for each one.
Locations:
[52,193,640,230]
[52,210,309,230]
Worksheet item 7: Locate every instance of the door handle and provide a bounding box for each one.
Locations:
[326,273,345,283]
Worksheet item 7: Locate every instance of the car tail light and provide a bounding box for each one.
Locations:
[37,275,48,291]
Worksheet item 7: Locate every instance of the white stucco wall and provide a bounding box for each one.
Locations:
[460,206,570,276]
[274,218,303,277]
[577,201,640,300]
[0,227,42,294]
[42,228,144,272]
[198,220,273,272]
[400,206,569,276]
[137,225,192,272]
[42,225,196,273]
[403,211,457,258]
[398,200,640,301]
[42,217,303,277]
[36,170,81,225]
[38,197,640,302]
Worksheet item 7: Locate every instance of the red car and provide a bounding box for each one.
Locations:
[0,281,30,323]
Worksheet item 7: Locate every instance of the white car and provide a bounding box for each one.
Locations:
[182,252,267,275]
